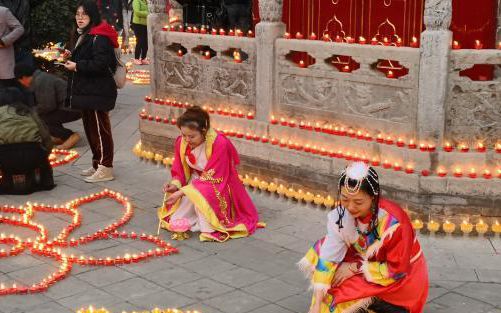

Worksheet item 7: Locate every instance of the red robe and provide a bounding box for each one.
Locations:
[328,199,428,313]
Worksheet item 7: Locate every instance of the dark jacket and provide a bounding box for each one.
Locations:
[30,70,67,115]
[66,22,118,112]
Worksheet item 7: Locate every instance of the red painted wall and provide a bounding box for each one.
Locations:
[251,0,498,80]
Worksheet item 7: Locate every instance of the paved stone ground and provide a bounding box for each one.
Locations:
[1,82,501,313]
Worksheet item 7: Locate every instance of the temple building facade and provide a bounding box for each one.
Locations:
[140,0,501,221]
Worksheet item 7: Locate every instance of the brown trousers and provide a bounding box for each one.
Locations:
[82,110,114,168]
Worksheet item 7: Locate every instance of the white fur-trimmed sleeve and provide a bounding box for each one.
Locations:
[319,209,358,263]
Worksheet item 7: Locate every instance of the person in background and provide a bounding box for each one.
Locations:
[131,0,148,65]
[0,5,23,87]
[97,0,123,28]
[0,0,41,67]
[120,0,132,51]
[0,87,55,194]
[15,63,82,150]
[224,0,252,33]
[65,0,118,183]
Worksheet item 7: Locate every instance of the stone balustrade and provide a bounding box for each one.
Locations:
[141,0,501,217]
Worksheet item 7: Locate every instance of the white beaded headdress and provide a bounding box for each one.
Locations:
[339,162,379,195]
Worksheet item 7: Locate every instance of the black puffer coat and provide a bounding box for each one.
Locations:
[66,30,117,112]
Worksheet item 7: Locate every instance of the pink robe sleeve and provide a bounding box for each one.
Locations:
[170,136,187,189]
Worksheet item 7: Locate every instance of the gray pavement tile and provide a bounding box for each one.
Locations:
[126,289,195,309]
[11,301,74,313]
[245,238,286,255]
[105,277,165,299]
[0,293,52,312]
[44,277,95,300]
[453,253,501,271]
[181,303,224,313]
[421,248,458,268]
[105,302,146,313]
[203,290,269,313]
[181,256,237,277]
[275,269,309,289]
[0,254,45,274]
[247,304,295,313]
[76,266,137,288]
[252,230,299,248]
[143,264,203,288]
[430,292,495,313]
[120,257,178,276]
[57,288,123,311]
[427,287,450,302]
[210,267,270,289]
[476,269,501,283]
[428,266,478,282]
[420,236,495,254]
[453,282,501,307]
[7,262,58,285]
[276,293,310,313]
[431,280,467,290]
[166,245,211,265]
[243,278,304,302]
[174,278,235,301]
[424,302,447,313]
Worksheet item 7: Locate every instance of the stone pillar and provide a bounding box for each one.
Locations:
[417,0,453,143]
[496,0,501,77]
[255,0,286,121]
[147,0,168,97]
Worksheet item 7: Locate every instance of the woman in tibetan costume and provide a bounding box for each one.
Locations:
[299,162,428,313]
[158,106,260,242]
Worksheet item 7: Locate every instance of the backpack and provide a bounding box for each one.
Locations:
[93,36,127,89]
[112,47,127,89]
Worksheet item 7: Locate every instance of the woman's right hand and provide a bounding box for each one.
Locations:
[62,49,71,59]
[163,183,178,193]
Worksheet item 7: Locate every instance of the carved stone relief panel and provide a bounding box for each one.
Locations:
[211,68,253,99]
[156,54,255,109]
[445,82,501,144]
[339,81,415,124]
[279,74,338,109]
[277,73,416,127]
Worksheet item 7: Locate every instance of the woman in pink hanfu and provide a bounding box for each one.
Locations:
[158,106,260,242]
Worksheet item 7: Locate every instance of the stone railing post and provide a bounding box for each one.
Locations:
[417,0,452,143]
[495,0,501,77]
[147,0,168,97]
[255,0,286,121]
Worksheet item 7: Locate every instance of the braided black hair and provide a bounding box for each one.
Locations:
[336,166,381,240]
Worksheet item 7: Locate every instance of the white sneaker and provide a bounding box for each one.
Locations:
[84,165,114,183]
[80,167,96,177]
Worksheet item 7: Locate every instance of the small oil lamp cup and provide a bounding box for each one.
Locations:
[170,218,190,240]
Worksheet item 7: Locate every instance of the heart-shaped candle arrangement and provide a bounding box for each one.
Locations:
[0,189,178,296]
[48,149,79,168]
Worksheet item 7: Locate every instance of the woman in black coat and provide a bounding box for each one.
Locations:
[64,0,118,183]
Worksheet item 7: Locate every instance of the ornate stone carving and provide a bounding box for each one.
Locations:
[147,0,167,13]
[423,0,452,30]
[279,74,337,109]
[212,69,252,99]
[159,61,201,89]
[446,83,501,144]
[340,82,413,123]
[258,0,283,22]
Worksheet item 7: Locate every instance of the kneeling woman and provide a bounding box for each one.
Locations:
[299,162,428,313]
[158,106,260,242]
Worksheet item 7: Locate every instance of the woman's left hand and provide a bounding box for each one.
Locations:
[165,190,184,206]
[332,262,357,287]
[64,61,77,71]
